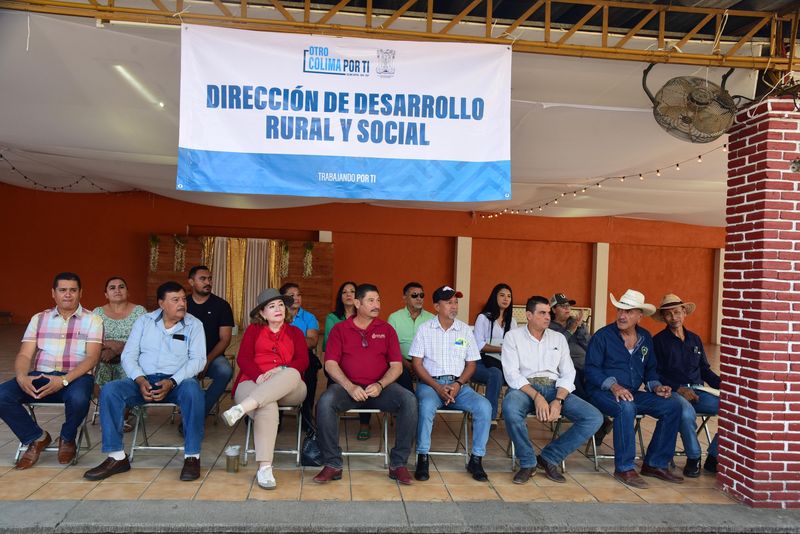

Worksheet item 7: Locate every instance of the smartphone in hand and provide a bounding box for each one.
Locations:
[32,376,50,390]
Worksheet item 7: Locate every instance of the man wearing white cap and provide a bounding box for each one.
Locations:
[653,294,720,477]
[585,289,683,489]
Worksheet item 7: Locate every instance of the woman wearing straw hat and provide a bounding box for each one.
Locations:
[220,288,308,490]
[652,294,720,477]
[584,289,684,489]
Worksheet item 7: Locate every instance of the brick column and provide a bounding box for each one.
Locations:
[720,97,800,509]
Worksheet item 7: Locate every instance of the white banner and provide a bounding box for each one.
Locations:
[178,24,511,201]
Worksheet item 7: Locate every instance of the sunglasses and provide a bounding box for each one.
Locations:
[358,330,369,348]
[409,292,425,299]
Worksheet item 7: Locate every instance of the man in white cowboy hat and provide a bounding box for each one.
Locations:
[585,289,684,489]
[653,294,720,477]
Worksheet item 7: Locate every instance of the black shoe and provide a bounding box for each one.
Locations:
[180,457,201,481]
[414,454,429,481]
[593,418,613,447]
[683,457,701,478]
[704,455,718,474]
[537,455,566,483]
[513,466,535,485]
[466,454,488,482]
[83,456,131,481]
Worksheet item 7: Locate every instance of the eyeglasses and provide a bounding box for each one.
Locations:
[359,330,369,348]
[409,292,425,299]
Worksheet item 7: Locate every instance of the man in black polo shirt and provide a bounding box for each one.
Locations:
[186,265,234,417]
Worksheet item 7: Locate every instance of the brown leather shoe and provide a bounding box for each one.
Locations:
[15,431,52,470]
[57,438,77,464]
[537,455,566,483]
[641,463,684,484]
[180,457,201,481]
[83,456,131,481]
[313,465,343,483]
[614,469,648,489]
[388,466,413,485]
[513,466,536,485]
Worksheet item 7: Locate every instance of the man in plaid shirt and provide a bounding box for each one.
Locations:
[0,272,103,469]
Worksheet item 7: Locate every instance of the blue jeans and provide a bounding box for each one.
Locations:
[316,383,417,469]
[503,386,603,468]
[99,375,205,455]
[471,360,503,420]
[0,372,94,444]
[675,390,719,459]
[204,355,233,416]
[416,379,491,457]
[589,389,682,472]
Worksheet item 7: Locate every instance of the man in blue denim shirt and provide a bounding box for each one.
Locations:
[585,289,683,489]
[84,281,207,482]
[653,294,720,477]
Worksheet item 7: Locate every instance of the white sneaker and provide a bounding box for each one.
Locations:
[221,405,245,427]
[257,465,276,490]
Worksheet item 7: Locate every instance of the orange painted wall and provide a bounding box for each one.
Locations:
[608,244,716,341]
[0,183,724,342]
[470,239,593,321]
[329,232,454,319]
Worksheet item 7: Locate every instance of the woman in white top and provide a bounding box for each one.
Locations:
[472,283,517,422]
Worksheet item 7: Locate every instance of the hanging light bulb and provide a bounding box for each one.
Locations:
[554,199,559,204]
[676,163,681,171]
[538,206,543,211]
[573,191,577,197]
[639,173,644,180]
[581,187,587,193]
[597,183,603,188]
[722,144,728,152]
[656,169,661,176]
[561,192,566,197]
[619,176,625,182]
[697,155,702,163]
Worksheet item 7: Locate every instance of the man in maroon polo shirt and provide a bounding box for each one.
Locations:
[313,283,418,485]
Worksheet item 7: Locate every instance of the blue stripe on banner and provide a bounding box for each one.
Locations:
[176,148,510,202]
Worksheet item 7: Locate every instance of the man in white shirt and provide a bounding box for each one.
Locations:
[409,286,492,482]
[502,296,603,484]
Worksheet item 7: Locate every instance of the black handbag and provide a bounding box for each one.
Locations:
[301,430,322,467]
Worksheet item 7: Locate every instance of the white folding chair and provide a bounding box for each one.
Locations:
[584,414,646,471]
[339,408,389,468]
[129,403,183,462]
[14,402,92,466]
[241,405,303,466]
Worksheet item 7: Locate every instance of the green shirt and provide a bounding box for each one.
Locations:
[387,307,435,360]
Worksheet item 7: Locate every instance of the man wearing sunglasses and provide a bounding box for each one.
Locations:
[388,282,434,391]
[314,283,418,485]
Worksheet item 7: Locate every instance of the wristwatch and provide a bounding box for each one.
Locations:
[555,397,565,405]
[454,379,465,386]
[61,378,69,388]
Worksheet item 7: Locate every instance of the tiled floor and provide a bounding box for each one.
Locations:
[0,324,734,504]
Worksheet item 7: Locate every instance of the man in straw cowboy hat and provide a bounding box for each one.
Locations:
[585,289,683,488]
[653,294,720,477]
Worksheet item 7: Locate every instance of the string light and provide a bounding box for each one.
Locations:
[481,141,727,219]
[0,152,129,194]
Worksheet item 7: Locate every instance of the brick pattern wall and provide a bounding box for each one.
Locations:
[720,97,800,509]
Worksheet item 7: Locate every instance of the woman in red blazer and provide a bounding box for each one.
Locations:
[221,288,308,490]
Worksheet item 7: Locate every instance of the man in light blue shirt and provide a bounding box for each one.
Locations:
[84,281,206,482]
[281,282,320,431]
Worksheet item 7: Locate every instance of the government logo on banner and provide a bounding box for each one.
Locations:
[177,25,511,202]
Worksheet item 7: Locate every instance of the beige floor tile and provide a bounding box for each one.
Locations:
[248,481,301,500]
[399,483,452,502]
[486,471,522,486]
[85,482,149,500]
[194,481,251,501]
[439,471,487,486]
[53,467,97,482]
[349,469,402,486]
[351,483,402,501]
[154,468,206,484]
[106,468,162,483]
[587,486,646,503]
[0,480,47,499]
[493,483,550,502]
[0,467,63,483]
[140,481,200,500]
[300,483,351,501]
[27,481,98,500]
[447,484,500,501]
[632,486,692,504]
[204,469,256,486]
[685,489,738,504]
[571,473,622,487]
[542,485,598,502]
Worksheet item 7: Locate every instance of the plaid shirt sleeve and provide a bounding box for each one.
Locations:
[22,313,42,343]
[86,313,104,344]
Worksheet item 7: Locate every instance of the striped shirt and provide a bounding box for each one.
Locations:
[409,317,480,377]
[22,306,104,373]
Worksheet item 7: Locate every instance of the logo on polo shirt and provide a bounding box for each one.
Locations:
[371,333,386,339]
